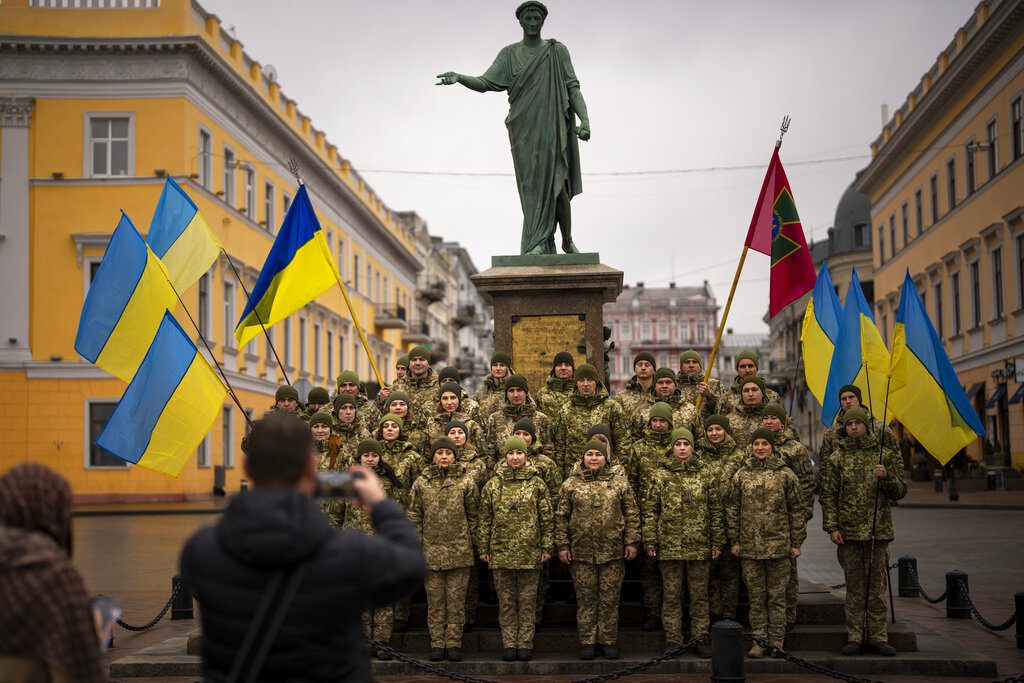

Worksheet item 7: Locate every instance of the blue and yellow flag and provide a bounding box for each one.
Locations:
[801,261,842,405]
[97,311,227,477]
[821,268,892,426]
[235,185,339,348]
[75,213,178,382]
[890,271,983,464]
[148,177,222,291]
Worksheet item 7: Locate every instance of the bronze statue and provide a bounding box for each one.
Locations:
[437,1,590,255]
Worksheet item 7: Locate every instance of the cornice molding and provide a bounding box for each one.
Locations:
[0,96,34,127]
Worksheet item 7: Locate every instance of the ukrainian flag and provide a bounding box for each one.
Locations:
[890,271,983,464]
[75,213,179,382]
[147,176,222,291]
[801,260,842,405]
[822,268,892,426]
[97,311,227,477]
[234,184,339,348]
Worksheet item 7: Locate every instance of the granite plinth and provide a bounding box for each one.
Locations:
[491,252,600,267]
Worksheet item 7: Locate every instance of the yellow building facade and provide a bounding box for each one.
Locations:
[0,0,424,500]
[856,0,1024,466]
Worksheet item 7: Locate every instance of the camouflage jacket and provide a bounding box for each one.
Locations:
[727,455,806,558]
[696,434,744,499]
[727,400,768,448]
[819,408,898,472]
[772,431,816,521]
[328,390,378,434]
[820,430,907,541]
[340,464,399,533]
[614,376,655,425]
[552,384,631,476]
[315,435,343,471]
[641,455,725,559]
[714,375,783,416]
[555,462,640,564]
[329,421,368,469]
[425,409,485,450]
[485,398,554,460]
[408,462,479,570]
[473,374,508,422]
[391,371,440,421]
[537,376,575,418]
[456,445,493,489]
[494,445,563,508]
[477,464,554,569]
[626,428,675,501]
[380,438,421,506]
[630,390,702,442]
[675,373,725,415]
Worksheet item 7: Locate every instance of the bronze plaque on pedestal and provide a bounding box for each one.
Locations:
[511,314,587,394]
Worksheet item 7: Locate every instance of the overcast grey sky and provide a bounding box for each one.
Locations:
[203,0,972,332]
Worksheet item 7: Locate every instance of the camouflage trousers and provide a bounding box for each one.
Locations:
[536,561,549,624]
[570,559,625,646]
[787,555,799,624]
[361,605,394,642]
[660,559,710,645]
[837,541,890,645]
[394,596,410,625]
[742,556,789,648]
[642,554,662,619]
[425,567,471,649]
[492,568,541,649]
[709,552,741,619]
[465,562,480,625]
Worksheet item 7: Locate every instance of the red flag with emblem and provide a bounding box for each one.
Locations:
[745,147,816,318]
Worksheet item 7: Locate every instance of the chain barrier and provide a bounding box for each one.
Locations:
[747,634,883,683]
[906,562,947,604]
[366,634,708,683]
[830,562,898,590]
[955,579,1017,632]
[115,581,181,632]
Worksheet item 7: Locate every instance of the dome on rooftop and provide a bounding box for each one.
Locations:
[828,179,871,255]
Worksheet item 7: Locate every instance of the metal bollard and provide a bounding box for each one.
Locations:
[240,478,249,493]
[933,469,944,492]
[987,470,997,491]
[171,574,193,620]
[898,556,919,598]
[945,571,970,619]
[710,619,745,682]
[1016,593,1024,649]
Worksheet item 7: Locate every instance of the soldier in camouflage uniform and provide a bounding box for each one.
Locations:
[446,420,490,631]
[615,351,656,426]
[477,436,554,662]
[323,394,367,469]
[630,368,701,443]
[311,412,345,526]
[556,439,640,660]
[642,428,724,658]
[302,387,331,423]
[819,384,898,472]
[485,375,554,460]
[698,415,744,621]
[332,370,377,434]
[395,353,409,381]
[552,363,630,477]
[726,428,806,658]
[761,402,815,627]
[820,407,906,657]
[390,346,439,421]
[426,382,485,447]
[709,350,783,417]
[339,439,404,659]
[537,351,576,417]
[727,376,773,448]
[675,349,724,414]
[438,366,482,424]
[383,391,429,457]
[408,437,479,662]
[474,352,514,422]
[271,385,301,415]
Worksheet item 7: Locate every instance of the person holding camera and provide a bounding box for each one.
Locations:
[180,414,425,682]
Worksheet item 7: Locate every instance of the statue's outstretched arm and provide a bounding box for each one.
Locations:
[436,72,490,93]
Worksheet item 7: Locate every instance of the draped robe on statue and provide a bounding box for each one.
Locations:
[480,39,583,254]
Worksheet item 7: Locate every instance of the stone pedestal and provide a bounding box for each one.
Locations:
[471,257,623,394]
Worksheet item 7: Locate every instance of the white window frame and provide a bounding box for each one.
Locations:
[264,180,275,230]
[197,125,212,188]
[84,398,129,469]
[338,237,346,278]
[314,321,322,377]
[283,317,293,367]
[656,321,668,342]
[282,192,292,219]
[223,145,236,205]
[223,279,236,349]
[222,405,234,468]
[951,270,962,336]
[985,117,999,181]
[991,246,1005,320]
[198,271,213,338]
[969,259,982,329]
[327,329,334,381]
[197,434,210,468]
[243,167,255,217]
[83,255,103,299]
[84,112,136,178]
[299,316,308,372]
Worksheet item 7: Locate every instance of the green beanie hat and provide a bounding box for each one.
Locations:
[307,387,330,405]
[506,374,529,392]
[633,351,656,368]
[574,363,599,381]
[445,420,469,436]
[491,351,512,367]
[705,414,731,433]
[750,427,776,446]
[397,354,409,367]
[333,393,356,410]
[438,382,462,400]
[582,439,608,458]
[275,385,299,402]
[670,427,694,445]
[431,437,458,455]
[843,406,871,426]
[513,417,537,441]
[408,346,429,361]
[735,349,760,370]
[763,403,788,421]
[648,402,673,424]
[503,435,529,454]
[378,413,404,430]
[839,384,863,403]
[438,366,461,384]
[552,351,575,369]
[679,349,703,367]
[336,370,359,386]
[586,424,612,443]
[741,376,767,393]
[357,438,383,456]
[309,411,333,428]
[385,391,412,411]
[653,367,678,384]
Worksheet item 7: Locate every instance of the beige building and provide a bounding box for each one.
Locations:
[855,0,1024,467]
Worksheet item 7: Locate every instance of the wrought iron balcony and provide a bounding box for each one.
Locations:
[374,304,407,329]
[418,277,446,303]
[402,321,431,345]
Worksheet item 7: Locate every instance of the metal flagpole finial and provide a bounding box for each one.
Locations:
[776,115,791,148]
[287,157,304,186]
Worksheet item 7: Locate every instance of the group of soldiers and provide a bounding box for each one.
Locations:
[266,344,907,662]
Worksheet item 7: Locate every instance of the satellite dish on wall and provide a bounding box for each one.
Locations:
[262,64,278,83]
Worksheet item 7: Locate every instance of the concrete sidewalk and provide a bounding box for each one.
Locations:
[898,478,1024,509]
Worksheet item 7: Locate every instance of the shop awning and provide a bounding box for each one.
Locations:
[1009,384,1024,405]
[984,384,1007,409]
[965,382,986,400]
